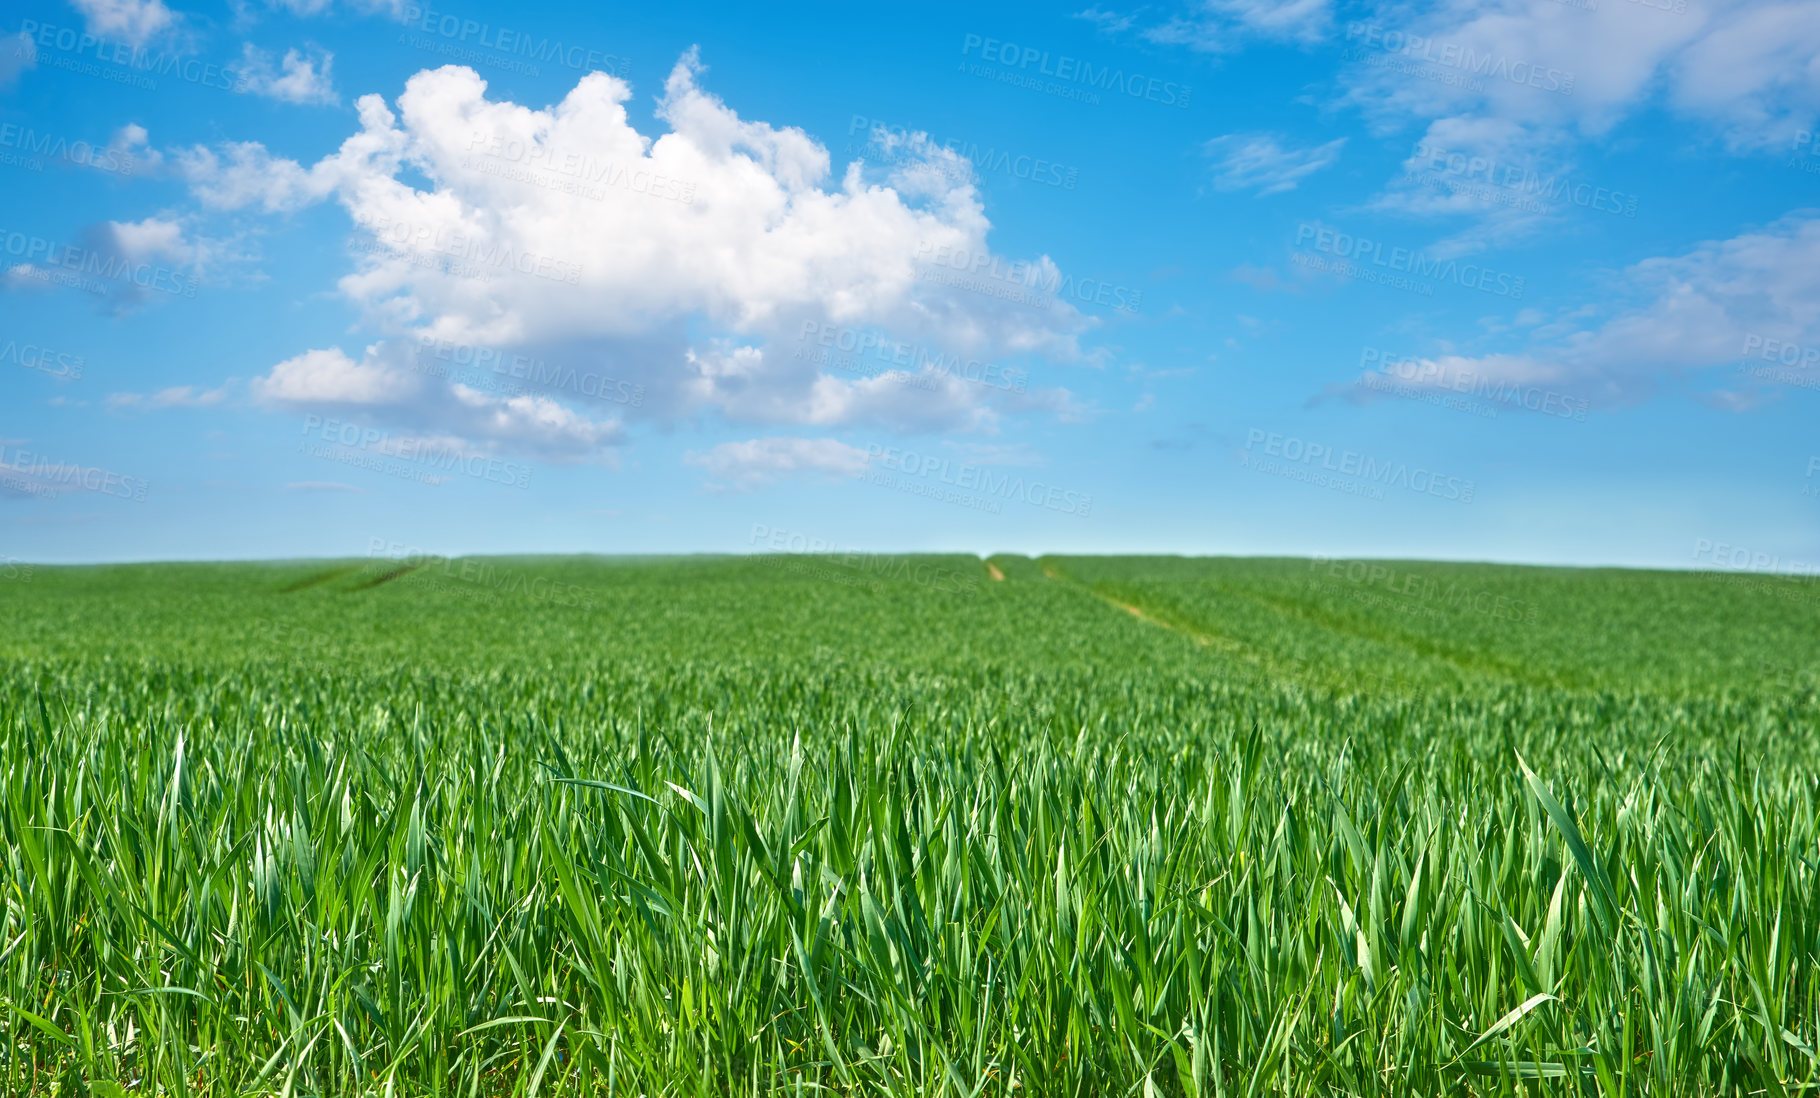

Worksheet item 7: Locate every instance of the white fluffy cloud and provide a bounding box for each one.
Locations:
[0,216,224,313]
[108,215,189,262]
[232,43,337,105]
[70,0,175,46]
[678,343,1005,434]
[1315,0,1819,250]
[1671,3,1820,144]
[256,346,420,405]
[253,344,624,462]
[1341,0,1820,152]
[1204,132,1345,194]
[100,124,161,173]
[176,140,345,211]
[1347,213,1820,404]
[175,51,1095,466]
[683,436,872,490]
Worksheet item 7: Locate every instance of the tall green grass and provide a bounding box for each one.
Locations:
[1,555,1816,1095]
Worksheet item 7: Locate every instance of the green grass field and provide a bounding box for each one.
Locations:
[2,553,1818,1096]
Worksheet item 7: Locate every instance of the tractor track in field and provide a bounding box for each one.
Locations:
[1226,582,1531,686]
[992,558,1492,696]
[1037,559,1235,654]
[1033,559,1468,699]
[277,564,362,592]
[1104,594,1207,642]
[347,560,426,590]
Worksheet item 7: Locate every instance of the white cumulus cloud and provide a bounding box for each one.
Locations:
[256,346,421,405]
[254,343,623,462]
[1339,0,1820,154]
[173,50,1096,465]
[70,0,175,45]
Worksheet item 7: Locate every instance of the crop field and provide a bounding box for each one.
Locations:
[2,553,1818,1097]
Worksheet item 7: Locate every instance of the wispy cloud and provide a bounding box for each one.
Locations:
[0,31,36,88]
[683,437,871,491]
[1081,0,1333,51]
[108,385,233,410]
[1205,132,1345,195]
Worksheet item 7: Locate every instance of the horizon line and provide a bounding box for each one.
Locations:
[4,549,1809,579]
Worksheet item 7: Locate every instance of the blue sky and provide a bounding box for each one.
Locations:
[3,0,1818,569]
